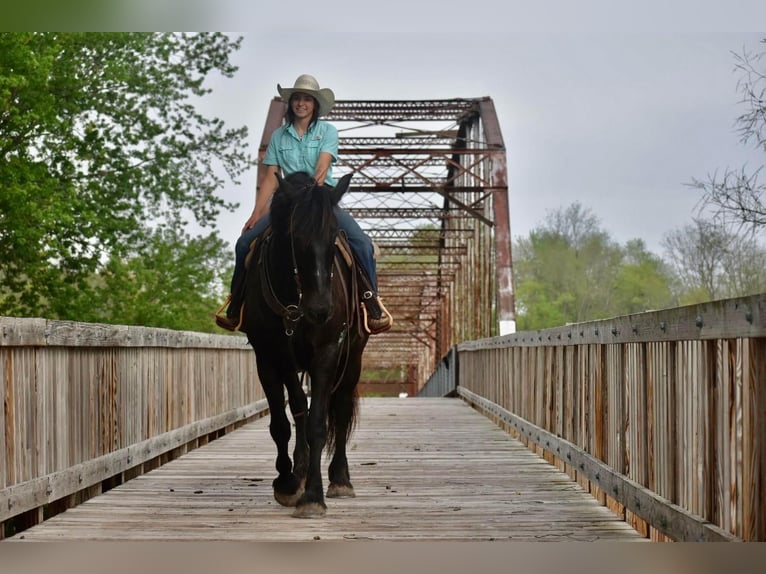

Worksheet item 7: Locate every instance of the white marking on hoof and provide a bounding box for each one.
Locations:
[274,490,302,507]
[292,502,327,518]
[274,479,305,507]
[327,484,356,498]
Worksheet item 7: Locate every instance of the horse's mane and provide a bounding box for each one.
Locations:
[271,172,338,246]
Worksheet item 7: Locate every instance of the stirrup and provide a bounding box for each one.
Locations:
[361,295,393,334]
[214,294,245,332]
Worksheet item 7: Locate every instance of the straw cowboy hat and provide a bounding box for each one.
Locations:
[277,74,336,117]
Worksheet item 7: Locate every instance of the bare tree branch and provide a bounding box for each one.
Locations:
[693,39,766,234]
[691,166,766,229]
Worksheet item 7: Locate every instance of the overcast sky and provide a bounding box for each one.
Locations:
[185,2,766,256]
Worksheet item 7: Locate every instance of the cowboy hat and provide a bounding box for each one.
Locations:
[277,74,336,117]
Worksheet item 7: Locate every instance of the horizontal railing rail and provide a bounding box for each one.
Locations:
[421,294,766,541]
[0,317,265,537]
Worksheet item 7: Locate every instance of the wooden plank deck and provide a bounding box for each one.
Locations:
[6,398,645,542]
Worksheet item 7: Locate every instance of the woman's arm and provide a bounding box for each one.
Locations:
[314,122,338,186]
[243,164,280,233]
[313,151,333,186]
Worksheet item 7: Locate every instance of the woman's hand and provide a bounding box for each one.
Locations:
[245,166,280,234]
[242,210,260,234]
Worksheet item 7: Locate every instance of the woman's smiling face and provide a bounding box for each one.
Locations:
[290,92,316,119]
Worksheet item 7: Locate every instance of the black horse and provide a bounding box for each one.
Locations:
[242,171,369,518]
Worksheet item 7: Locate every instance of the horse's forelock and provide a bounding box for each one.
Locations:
[290,186,337,245]
[272,174,337,246]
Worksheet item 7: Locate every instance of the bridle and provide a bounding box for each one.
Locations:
[260,185,340,338]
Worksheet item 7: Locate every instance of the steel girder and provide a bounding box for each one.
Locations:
[256,97,515,394]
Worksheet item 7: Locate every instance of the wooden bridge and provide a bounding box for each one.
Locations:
[2,293,764,542]
[3,398,643,542]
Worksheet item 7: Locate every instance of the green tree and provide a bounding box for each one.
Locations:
[0,33,254,321]
[613,239,675,313]
[76,227,232,333]
[514,204,675,330]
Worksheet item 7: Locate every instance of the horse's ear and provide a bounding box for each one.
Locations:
[330,173,353,206]
[275,172,300,202]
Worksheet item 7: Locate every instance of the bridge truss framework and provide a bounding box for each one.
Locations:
[257,97,515,394]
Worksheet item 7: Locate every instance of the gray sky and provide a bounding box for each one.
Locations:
[190,2,766,256]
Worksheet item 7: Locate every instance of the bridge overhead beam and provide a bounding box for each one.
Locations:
[478,98,516,335]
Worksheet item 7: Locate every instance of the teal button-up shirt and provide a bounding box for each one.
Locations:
[262,120,339,186]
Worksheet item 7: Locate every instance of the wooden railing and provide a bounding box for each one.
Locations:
[0,318,265,537]
[422,294,766,542]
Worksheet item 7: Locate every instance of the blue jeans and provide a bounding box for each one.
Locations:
[227,207,378,316]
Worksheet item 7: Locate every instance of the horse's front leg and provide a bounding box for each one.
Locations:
[292,370,332,518]
[285,374,309,492]
[254,353,304,507]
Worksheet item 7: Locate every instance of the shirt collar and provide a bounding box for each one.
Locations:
[287,121,317,140]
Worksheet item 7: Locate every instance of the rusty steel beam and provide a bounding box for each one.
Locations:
[345,208,481,219]
[341,186,490,195]
[377,271,455,278]
[368,228,475,238]
[477,98,515,334]
[377,244,466,254]
[340,146,494,154]
[328,99,476,121]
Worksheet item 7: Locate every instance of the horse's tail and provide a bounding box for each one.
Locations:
[326,383,359,456]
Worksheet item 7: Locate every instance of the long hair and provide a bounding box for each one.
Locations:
[284,94,321,127]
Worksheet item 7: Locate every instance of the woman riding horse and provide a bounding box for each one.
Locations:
[216,74,392,335]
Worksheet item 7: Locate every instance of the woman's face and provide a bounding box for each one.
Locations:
[290,93,316,120]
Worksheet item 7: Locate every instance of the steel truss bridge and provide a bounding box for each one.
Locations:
[257,97,516,394]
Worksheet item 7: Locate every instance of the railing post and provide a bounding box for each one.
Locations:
[749,337,766,540]
[451,346,459,393]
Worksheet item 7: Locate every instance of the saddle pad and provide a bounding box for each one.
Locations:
[334,234,354,268]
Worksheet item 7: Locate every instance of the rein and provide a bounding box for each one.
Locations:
[259,234,303,336]
[259,194,350,339]
[329,252,356,395]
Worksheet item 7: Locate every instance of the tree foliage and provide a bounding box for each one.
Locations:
[514,203,675,330]
[0,33,254,325]
[80,228,232,333]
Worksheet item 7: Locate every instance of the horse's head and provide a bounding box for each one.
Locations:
[271,171,353,325]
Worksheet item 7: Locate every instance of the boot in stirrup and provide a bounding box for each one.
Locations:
[214,294,244,332]
[361,290,393,334]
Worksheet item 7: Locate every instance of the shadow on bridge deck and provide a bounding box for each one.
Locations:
[6,398,645,542]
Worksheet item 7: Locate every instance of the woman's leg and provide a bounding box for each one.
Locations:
[334,208,392,334]
[216,215,271,330]
[334,208,377,289]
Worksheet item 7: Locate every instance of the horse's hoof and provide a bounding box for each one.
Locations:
[327,483,355,498]
[292,502,327,518]
[273,479,305,507]
[274,490,302,507]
